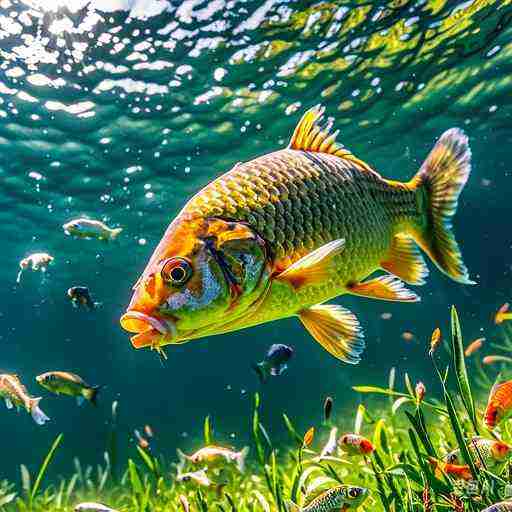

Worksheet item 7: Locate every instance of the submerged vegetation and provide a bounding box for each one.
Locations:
[2,307,512,511]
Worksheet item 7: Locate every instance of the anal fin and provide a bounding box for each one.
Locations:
[381,234,428,285]
[298,304,365,364]
[348,275,420,302]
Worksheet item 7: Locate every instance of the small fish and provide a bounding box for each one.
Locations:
[429,328,441,356]
[482,502,512,512]
[176,467,212,487]
[17,252,54,283]
[495,303,512,324]
[428,457,473,480]
[464,337,485,357]
[134,429,150,450]
[380,312,392,320]
[74,503,119,512]
[36,371,101,406]
[68,286,101,310]
[121,105,473,365]
[0,374,49,425]
[303,427,315,447]
[178,445,249,472]
[253,344,294,383]
[444,437,512,468]
[286,485,369,512]
[323,396,333,422]
[144,424,154,438]
[483,355,512,365]
[179,495,190,512]
[484,380,512,428]
[63,218,122,241]
[318,427,338,459]
[338,433,375,456]
[415,381,426,403]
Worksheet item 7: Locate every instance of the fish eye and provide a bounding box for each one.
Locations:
[348,488,361,499]
[161,258,192,286]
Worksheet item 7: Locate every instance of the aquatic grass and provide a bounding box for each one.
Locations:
[5,308,512,511]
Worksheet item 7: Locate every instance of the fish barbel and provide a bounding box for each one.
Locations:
[121,105,473,364]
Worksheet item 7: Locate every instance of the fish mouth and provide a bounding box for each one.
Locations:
[120,311,177,348]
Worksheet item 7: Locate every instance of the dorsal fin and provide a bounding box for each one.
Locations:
[288,105,373,171]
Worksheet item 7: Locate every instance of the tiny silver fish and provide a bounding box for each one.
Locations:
[63,218,122,241]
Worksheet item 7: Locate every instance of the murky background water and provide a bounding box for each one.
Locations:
[1,0,511,482]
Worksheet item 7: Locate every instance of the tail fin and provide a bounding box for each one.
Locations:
[110,228,123,240]
[30,398,50,425]
[285,501,301,512]
[83,385,101,406]
[236,446,249,473]
[409,128,474,284]
[252,362,270,383]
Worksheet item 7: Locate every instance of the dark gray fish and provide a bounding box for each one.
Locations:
[253,344,294,383]
[67,286,101,310]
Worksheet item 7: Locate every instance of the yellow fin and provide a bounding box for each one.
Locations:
[348,275,420,302]
[276,239,345,288]
[381,234,429,285]
[298,304,365,364]
[288,105,373,170]
[408,128,474,284]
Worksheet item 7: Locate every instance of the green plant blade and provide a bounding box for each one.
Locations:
[30,433,63,504]
[451,305,478,431]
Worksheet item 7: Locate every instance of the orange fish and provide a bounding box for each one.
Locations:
[495,303,512,325]
[429,328,442,356]
[338,434,375,456]
[484,380,512,428]
[428,457,473,480]
[464,337,485,357]
[120,105,473,364]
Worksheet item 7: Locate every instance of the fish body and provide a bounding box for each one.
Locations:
[444,437,512,468]
[177,468,212,487]
[484,380,512,428]
[179,445,249,472]
[338,434,374,456]
[286,485,368,512]
[63,218,122,241]
[253,343,294,382]
[74,503,119,512]
[0,374,49,425]
[121,105,473,365]
[482,502,512,512]
[17,252,54,283]
[36,371,100,406]
[428,457,473,481]
[67,286,100,310]
[464,337,485,357]
[495,303,512,324]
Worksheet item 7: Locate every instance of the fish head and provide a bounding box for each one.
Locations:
[63,219,83,235]
[339,486,368,508]
[484,401,502,428]
[35,372,54,388]
[120,217,270,350]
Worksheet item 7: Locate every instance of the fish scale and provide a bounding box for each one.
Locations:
[188,150,416,277]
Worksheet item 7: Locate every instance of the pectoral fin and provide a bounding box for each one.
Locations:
[276,239,345,288]
[298,304,364,364]
[5,398,13,409]
[347,275,420,302]
[381,234,428,285]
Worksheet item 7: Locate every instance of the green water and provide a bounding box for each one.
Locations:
[0,0,511,487]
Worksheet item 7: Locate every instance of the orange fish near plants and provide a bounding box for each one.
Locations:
[428,457,473,481]
[120,105,474,364]
[338,434,375,456]
[495,303,512,325]
[484,380,512,428]
[464,337,485,357]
